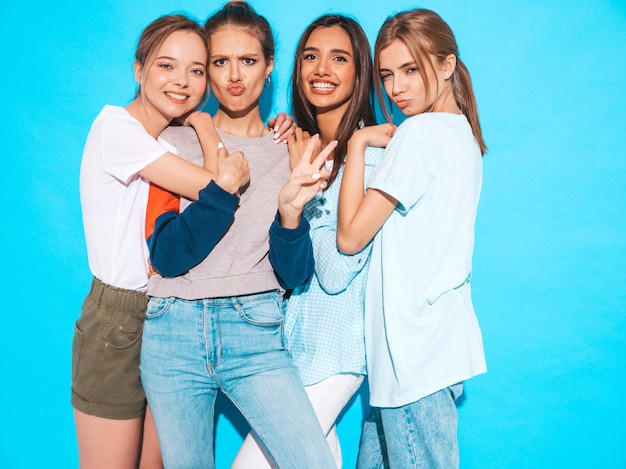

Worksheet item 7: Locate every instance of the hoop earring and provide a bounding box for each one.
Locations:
[264,75,271,89]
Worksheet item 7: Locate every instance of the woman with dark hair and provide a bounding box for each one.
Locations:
[289,14,377,186]
[233,14,384,468]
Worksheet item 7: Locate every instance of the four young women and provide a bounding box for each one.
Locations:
[75,3,487,468]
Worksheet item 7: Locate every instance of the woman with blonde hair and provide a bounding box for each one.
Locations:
[234,13,381,468]
[337,9,487,468]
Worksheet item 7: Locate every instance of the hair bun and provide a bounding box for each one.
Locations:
[223,1,255,12]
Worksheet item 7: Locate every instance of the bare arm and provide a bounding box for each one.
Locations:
[184,111,219,174]
[139,111,249,200]
[337,125,397,254]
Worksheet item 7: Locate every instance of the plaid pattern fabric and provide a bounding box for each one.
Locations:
[283,146,384,385]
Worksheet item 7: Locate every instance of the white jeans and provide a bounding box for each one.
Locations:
[231,373,364,468]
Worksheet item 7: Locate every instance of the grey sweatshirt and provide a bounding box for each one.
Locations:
[147,126,291,299]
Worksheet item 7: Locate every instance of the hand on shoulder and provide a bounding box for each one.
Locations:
[287,127,322,170]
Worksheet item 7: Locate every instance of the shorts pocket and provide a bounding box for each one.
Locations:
[71,320,84,381]
[104,323,144,351]
[104,307,145,351]
[100,329,145,403]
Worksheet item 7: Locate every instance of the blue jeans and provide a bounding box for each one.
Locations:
[357,384,463,469]
[140,291,335,469]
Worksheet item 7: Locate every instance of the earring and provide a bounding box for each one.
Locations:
[264,75,271,88]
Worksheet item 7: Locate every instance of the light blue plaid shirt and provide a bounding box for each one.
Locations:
[283,146,384,386]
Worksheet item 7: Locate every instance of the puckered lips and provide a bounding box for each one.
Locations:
[310,80,337,94]
[165,91,190,104]
[394,97,410,110]
[227,83,245,96]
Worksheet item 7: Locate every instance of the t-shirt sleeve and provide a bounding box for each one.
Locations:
[100,116,169,184]
[367,120,431,214]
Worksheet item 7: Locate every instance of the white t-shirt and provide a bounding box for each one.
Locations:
[80,105,174,291]
[365,112,487,407]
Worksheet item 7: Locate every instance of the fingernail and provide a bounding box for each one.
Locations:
[311,173,321,180]
[218,142,224,149]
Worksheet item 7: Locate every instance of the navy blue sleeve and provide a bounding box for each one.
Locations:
[268,212,314,290]
[147,181,238,277]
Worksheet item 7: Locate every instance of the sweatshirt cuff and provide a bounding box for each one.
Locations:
[199,180,239,209]
[270,211,310,241]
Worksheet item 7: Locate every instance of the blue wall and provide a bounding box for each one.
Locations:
[2,1,625,467]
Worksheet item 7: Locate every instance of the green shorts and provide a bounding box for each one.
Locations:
[71,277,148,419]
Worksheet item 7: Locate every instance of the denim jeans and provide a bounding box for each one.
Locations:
[357,383,463,469]
[233,373,364,468]
[140,291,335,469]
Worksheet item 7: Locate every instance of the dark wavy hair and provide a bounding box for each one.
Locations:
[291,15,376,188]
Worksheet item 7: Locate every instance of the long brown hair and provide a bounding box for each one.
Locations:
[291,15,376,187]
[374,9,486,155]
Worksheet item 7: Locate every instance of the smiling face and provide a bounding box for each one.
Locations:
[378,39,449,116]
[135,30,208,122]
[208,27,273,117]
[300,25,356,116]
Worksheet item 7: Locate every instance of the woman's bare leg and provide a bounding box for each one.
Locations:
[74,409,143,469]
[139,405,163,469]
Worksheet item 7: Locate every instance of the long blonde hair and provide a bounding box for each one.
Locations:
[374,9,486,155]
